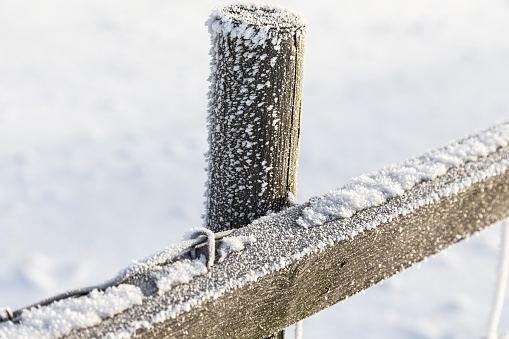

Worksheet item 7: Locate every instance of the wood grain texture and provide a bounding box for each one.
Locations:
[205,19,306,232]
[68,145,509,339]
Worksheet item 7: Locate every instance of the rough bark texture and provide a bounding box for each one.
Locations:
[68,145,509,339]
[205,4,306,232]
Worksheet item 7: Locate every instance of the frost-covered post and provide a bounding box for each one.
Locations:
[205,4,306,233]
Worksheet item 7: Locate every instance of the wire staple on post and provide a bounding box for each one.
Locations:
[187,227,217,268]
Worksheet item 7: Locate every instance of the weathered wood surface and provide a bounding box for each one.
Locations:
[205,4,306,232]
[69,144,509,338]
[205,6,306,337]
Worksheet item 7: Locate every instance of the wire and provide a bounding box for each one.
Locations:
[487,220,509,339]
[295,320,303,339]
[0,228,232,324]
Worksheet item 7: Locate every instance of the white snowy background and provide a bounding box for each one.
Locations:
[1,0,508,337]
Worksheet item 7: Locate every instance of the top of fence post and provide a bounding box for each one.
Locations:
[204,3,307,233]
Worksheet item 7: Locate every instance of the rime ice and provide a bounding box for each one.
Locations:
[297,122,509,228]
[0,285,143,339]
[3,122,508,337]
[217,235,257,262]
[0,231,257,338]
[143,121,509,334]
[154,256,208,294]
[204,4,306,232]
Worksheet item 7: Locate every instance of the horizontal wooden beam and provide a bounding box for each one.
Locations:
[65,135,509,338]
[3,123,509,338]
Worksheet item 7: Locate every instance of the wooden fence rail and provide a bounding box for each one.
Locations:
[62,123,509,338]
[2,124,509,338]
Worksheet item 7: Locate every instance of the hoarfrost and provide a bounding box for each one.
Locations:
[10,118,500,338]
[206,4,306,48]
[126,121,509,334]
[204,3,306,232]
[297,122,509,228]
[217,235,257,262]
[8,51,504,339]
[110,236,207,283]
[0,285,143,339]
[154,256,208,295]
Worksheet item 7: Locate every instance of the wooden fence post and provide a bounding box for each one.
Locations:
[205,3,306,232]
[204,3,306,337]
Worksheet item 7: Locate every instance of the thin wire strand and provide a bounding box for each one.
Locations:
[1,228,231,324]
[295,320,303,339]
[487,220,509,339]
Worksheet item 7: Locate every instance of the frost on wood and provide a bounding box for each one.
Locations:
[207,4,306,47]
[0,230,257,338]
[110,234,208,284]
[298,122,509,228]
[204,3,306,232]
[153,255,208,295]
[55,122,509,338]
[5,119,508,338]
[0,285,143,339]
[217,235,257,262]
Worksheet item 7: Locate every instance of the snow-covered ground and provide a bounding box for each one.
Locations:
[0,0,508,337]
